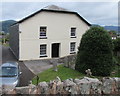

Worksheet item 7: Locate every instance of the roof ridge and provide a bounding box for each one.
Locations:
[42,4,68,11]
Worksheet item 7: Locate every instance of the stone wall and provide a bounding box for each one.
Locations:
[1,77,120,95]
[62,55,76,69]
[49,54,76,70]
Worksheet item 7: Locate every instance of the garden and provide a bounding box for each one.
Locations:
[32,27,120,85]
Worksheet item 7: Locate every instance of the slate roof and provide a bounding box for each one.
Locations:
[14,5,91,26]
[43,5,68,11]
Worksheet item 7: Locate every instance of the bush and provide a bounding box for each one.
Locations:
[113,38,120,55]
[1,34,9,43]
[75,27,114,76]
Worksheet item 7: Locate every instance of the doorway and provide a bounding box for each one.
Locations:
[52,43,60,58]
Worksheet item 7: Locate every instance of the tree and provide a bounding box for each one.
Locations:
[75,27,114,76]
[108,30,117,35]
[113,38,120,56]
[108,30,117,39]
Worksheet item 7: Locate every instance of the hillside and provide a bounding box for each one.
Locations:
[0,20,17,33]
[104,26,119,33]
[92,24,119,33]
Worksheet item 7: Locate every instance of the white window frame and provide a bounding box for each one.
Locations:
[70,42,76,54]
[40,44,47,57]
[40,26,47,38]
[70,27,76,38]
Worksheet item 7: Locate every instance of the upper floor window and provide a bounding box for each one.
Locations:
[40,26,47,39]
[70,42,76,54]
[40,44,47,57]
[71,27,76,38]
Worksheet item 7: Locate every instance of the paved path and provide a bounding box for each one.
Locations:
[1,44,35,86]
[24,60,53,75]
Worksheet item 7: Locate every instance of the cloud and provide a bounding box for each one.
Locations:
[1,2,118,25]
[65,2,118,25]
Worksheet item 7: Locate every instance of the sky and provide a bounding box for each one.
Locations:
[0,1,119,26]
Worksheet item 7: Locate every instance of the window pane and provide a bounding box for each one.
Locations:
[0,67,17,77]
[71,32,75,36]
[70,42,75,52]
[40,27,46,37]
[71,28,76,36]
[40,45,46,55]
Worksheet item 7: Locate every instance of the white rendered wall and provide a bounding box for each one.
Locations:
[19,11,90,61]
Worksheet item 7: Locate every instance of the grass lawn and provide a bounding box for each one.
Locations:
[32,64,85,85]
[32,56,120,85]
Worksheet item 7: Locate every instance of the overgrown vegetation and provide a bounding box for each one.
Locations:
[112,38,120,77]
[75,27,114,76]
[113,38,120,56]
[32,64,84,85]
[111,60,120,77]
[0,32,9,46]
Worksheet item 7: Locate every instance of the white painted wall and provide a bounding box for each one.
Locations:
[19,11,90,61]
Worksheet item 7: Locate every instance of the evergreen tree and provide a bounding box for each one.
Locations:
[75,27,114,76]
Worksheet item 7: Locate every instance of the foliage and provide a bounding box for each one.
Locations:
[113,38,120,52]
[0,32,5,35]
[111,56,120,77]
[5,33,9,41]
[1,34,9,43]
[75,26,114,76]
[108,30,117,35]
[32,64,84,84]
[111,65,120,77]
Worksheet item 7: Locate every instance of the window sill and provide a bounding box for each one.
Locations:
[70,52,76,54]
[70,36,76,38]
[39,37,47,39]
[39,55,47,58]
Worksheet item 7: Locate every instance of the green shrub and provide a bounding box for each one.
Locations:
[75,27,114,76]
[113,38,120,54]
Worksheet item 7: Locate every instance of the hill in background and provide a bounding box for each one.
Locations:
[92,24,119,33]
[0,20,17,33]
[104,26,119,33]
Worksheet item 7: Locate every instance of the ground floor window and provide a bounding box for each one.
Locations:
[40,44,47,57]
[70,42,76,54]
